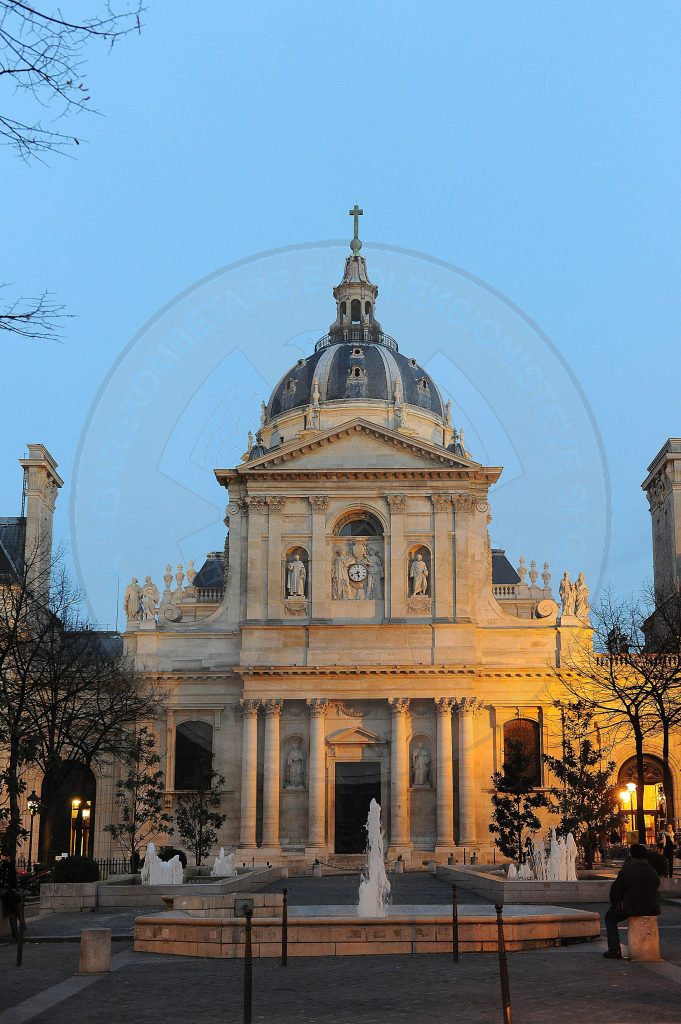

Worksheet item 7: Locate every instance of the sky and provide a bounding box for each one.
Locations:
[3,1,681,625]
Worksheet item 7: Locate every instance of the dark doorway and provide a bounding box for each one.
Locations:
[334,761,381,853]
[39,761,96,863]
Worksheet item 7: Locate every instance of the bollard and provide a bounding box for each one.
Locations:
[451,884,459,963]
[242,904,253,1024]
[495,904,512,1024]
[15,891,25,967]
[281,887,288,967]
[78,929,112,975]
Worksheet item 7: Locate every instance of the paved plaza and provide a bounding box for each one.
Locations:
[1,873,681,1023]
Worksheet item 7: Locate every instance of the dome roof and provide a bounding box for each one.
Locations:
[267,339,444,421]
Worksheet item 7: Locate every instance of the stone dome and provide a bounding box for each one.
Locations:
[266,337,445,421]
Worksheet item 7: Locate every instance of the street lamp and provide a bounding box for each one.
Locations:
[27,789,40,871]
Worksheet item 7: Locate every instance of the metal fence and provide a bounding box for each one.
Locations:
[15,855,132,879]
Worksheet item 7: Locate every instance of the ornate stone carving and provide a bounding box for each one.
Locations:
[286,553,307,597]
[409,553,429,596]
[412,742,432,787]
[308,495,329,513]
[240,698,261,717]
[388,697,411,715]
[434,697,456,715]
[142,576,159,620]
[366,546,384,599]
[559,571,575,616]
[284,596,308,616]
[246,496,267,512]
[263,698,283,718]
[430,494,451,513]
[284,743,305,789]
[306,697,328,717]
[266,496,286,512]
[574,572,590,621]
[647,470,671,511]
[386,494,407,512]
[477,501,490,513]
[331,540,384,601]
[452,494,476,513]
[124,577,142,621]
[407,594,432,614]
[456,697,483,716]
[227,502,241,515]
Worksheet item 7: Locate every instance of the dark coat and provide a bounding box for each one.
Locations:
[610,859,661,916]
[647,851,669,878]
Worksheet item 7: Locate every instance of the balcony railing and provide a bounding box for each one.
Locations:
[315,329,398,352]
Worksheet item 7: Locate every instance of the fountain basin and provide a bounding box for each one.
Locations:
[436,865,615,904]
[134,904,600,958]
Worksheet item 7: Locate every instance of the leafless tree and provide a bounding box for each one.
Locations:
[1,2,144,341]
[0,543,165,864]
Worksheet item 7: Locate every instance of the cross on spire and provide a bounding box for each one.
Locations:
[348,204,363,252]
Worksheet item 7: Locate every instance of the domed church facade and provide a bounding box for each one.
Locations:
[118,218,612,863]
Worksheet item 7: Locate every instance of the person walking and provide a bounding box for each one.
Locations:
[0,850,20,941]
[603,843,661,959]
[663,825,676,879]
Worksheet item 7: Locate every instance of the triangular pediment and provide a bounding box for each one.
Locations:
[236,418,480,473]
[326,726,386,746]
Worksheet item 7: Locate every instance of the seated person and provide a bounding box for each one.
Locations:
[603,843,660,960]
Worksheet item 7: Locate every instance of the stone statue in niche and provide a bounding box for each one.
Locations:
[412,743,431,787]
[366,546,384,599]
[124,577,142,621]
[284,743,305,788]
[331,547,351,600]
[142,576,159,620]
[286,553,307,597]
[409,553,429,596]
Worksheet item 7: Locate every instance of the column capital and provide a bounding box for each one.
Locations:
[265,496,286,512]
[430,494,451,513]
[263,698,283,718]
[456,696,484,717]
[246,496,267,512]
[434,696,456,715]
[239,698,261,717]
[388,696,411,716]
[451,494,477,513]
[308,495,329,513]
[306,697,329,717]
[386,494,407,512]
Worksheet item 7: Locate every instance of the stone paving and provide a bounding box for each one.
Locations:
[1,872,680,1022]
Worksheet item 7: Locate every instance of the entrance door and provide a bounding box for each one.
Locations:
[334,761,381,854]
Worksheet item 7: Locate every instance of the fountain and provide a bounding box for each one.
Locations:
[140,842,184,885]
[211,848,237,878]
[508,829,579,882]
[357,798,391,917]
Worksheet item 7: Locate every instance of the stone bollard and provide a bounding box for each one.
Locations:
[78,929,112,975]
[312,862,323,878]
[627,916,661,962]
[394,858,405,874]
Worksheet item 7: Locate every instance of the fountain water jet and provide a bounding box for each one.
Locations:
[357,798,391,917]
[140,842,183,885]
[211,848,236,877]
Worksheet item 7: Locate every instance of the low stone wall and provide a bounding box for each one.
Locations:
[40,882,98,913]
[134,909,601,958]
[40,866,286,914]
[161,892,284,918]
[436,865,613,904]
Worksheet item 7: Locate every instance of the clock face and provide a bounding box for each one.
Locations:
[348,562,368,583]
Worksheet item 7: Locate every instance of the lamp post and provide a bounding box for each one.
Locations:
[27,789,40,871]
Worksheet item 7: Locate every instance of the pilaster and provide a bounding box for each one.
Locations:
[266,497,286,620]
[388,696,412,850]
[456,696,483,845]
[309,496,329,618]
[261,698,282,849]
[431,494,454,620]
[434,697,456,849]
[306,697,328,852]
[387,495,407,620]
[246,497,267,621]
[238,699,260,849]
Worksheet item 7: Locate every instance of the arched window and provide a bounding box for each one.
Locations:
[340,301,347,317]
[334,509,384,537]
[350,298,361,322]
[503,718,541,787]
[175,721,213,790]
[364,301,372,317]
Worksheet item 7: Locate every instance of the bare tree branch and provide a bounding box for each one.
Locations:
[0,285,69,340]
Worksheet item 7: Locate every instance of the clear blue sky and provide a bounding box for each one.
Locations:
[3,1,681,624]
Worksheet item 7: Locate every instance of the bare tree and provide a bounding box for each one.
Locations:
[1,2,144,341]
[0,543,165,864]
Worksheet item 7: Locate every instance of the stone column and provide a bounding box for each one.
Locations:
[246,497,267,621]
[266,497,286,619]
[308,496,329,618]
[434,697,455,849]
[457,697,483,845]
[452,495,477,623]
[387,495,407,620]
[239,699,260,848]
[261,699,282,849]
[306,698,328,851]
[431,494,454,620]
[388,697,411,849]
[225,497,246,624]
[165,709,175,794]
